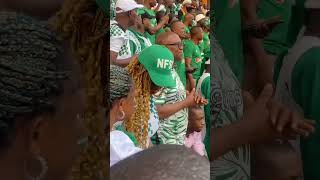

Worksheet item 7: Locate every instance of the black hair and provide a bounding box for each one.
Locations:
[0,12,69,152]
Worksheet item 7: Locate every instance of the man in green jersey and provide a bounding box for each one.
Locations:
[183,26,203,83]
[275,1,320,179]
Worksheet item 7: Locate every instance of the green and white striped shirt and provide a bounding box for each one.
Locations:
[155,69,188,145]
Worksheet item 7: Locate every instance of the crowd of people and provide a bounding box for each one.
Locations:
[109,0,212,168]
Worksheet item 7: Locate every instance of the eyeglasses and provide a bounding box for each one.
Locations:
[163,42,184,49]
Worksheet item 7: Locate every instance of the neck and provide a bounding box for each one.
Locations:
[191,38,198,45]
[116,17,129,30]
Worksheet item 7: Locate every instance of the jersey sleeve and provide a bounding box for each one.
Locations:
[291,48,320,179]
[110,37,125,53]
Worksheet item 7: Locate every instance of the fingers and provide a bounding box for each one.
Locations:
[276,108,291,133]
[268,100,282,126]
[296,119,316,136]
[242,91,255,109]
[256,83,274,105]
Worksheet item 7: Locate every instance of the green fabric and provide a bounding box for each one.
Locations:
[128,28,152,54]
[138,45,176,88]
[142,8,157,44]
[287,0,306,48]
[97,0,110,17]
[213,0,244,84]
[184,26,190,34]
[257,0,292,56]
[115,124,139,146]
[198,75,211,159]
[175,59,187,88]
[183,40,202,80]
[154,70,188,145]
[291,48,320,180]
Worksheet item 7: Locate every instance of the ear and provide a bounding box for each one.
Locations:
[28,116,50,155]
[118,98,126,112]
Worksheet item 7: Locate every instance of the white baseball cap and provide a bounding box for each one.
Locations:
[182,0,192,5]
[305,0,320,9]
[115,0,144,13]
[195,14,206,22]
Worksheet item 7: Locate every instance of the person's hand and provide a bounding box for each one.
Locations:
[267,99,316,138]
[242,84,279,142]
[186,67,197,74]
[194,92,208,105]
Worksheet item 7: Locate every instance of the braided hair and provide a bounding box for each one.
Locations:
[109,65,132,106]
[0,12,68,152]
[126,57,151,149]
[54,0,108,179]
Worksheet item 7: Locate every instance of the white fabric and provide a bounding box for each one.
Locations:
[305,0,320,8]
[115,0,144,13]
[110,37,126,53]
[205,59,210,64]
[110,130,142,166]
[195,14,206,22]
[151,3,166,12]
[182,0,192,5]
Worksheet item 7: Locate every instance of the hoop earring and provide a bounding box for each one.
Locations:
[24,155,48,180]
[119,110,125,120]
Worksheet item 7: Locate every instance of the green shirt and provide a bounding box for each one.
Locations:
[183,39,202,80]
[175,58,187,88]
[142,8,158,44]
[291,48,320,180]
[257,0,292,56]
[213,0,244,84]
[211,36,249,180]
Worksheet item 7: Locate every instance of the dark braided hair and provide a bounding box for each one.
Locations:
[0,12,68,152]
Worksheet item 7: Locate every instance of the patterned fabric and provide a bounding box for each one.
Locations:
[210,36,250,180]
[110,0,116,20]
[110,20,127,53]
[149,96,160,138]
[110,20,126,38]
[155,69,188,145]
[118,28,152,59]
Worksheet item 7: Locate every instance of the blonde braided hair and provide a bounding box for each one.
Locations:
[126,57,151,149]
[52,0,108,179]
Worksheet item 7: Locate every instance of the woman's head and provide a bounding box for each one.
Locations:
[109,65,135,127]
[0,12,86,179]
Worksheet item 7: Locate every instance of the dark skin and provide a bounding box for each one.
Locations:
[171,21,190,39]
[156,32,207,119]
[185,27,203,90]
[212,84,316,160]
[188,107,205,134]
[184,13,194,28]
[0,49,87,180]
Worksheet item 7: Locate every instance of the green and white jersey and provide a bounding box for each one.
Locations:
[110,20,128,54]
[211,36,250,180]
[110,0,116,20]
[155,69,188,145]
[118,28,152,60]
[275,36,320,180]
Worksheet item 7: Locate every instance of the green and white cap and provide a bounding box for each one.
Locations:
[305,0,320,9]
[138,45,176,88]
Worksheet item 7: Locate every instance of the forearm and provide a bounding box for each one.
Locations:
[156,100,188,119]
[211,120,254,160]
[113,58,132,67]
[185,58,192,68]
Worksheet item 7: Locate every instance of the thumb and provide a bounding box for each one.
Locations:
[190,88,196,95]
[256,83,274,105]
[243,91,255,109]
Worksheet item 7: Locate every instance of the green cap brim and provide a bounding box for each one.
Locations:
[148,70,176,88]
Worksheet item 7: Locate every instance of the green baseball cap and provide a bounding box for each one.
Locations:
[138,45,176,88]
